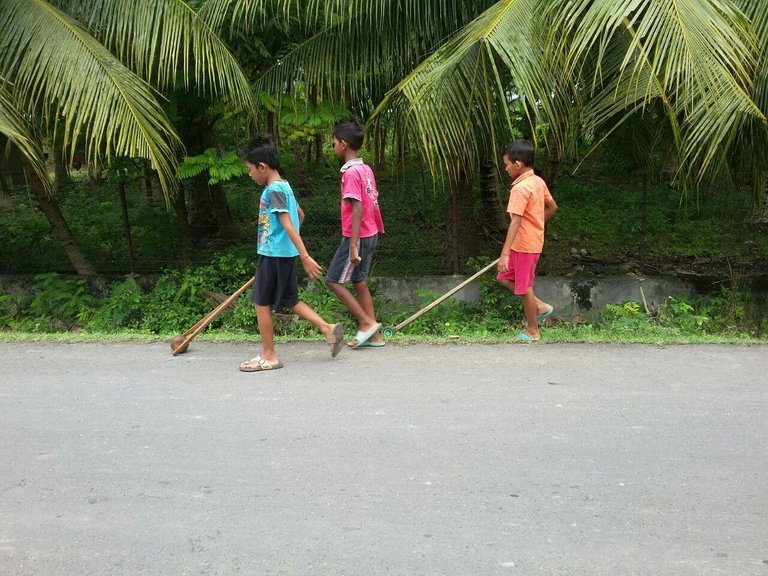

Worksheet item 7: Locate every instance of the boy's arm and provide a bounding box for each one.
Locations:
[297,204,305,227]
[544,196,558,222]
[347,199,363,266]
[277,212,322,280]
[498,214,522,274]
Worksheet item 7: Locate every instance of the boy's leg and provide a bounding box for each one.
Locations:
[326,281,377,328]
[255,304,277,361]
[496,255,553,316]
[239,304,283,371]
[290,301,335,338]
[326,236,379,336]
[290,300,345,357]
[520,289,541,339]
[351,280,382,344]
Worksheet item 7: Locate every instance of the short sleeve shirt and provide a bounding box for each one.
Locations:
[340,158,385,238]
[257,180,300,257]
[507,171,553,254]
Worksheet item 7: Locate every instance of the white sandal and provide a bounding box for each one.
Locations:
[239,355,283,372]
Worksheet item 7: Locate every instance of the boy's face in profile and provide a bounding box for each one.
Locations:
[331,136,347,160]
[503,154,525,181]
[244,161,268,186]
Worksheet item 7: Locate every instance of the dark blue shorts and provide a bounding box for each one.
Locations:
[251,256,299,311]
[325,235,378,284]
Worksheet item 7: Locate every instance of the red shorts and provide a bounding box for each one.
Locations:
[496,250,540,295]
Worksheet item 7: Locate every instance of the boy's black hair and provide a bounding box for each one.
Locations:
[239,133,280,170]
[504,139,535,167]
[332,117,365,151]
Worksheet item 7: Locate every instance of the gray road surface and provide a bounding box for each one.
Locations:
[1,342,767,575]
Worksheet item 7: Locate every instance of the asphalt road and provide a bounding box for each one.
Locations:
[1,341,767,576]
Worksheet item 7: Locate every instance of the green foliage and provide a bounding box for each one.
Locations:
[177,148,248,184]
[87,279,144,331]
[16,273,98,332]
[141,251,254,333]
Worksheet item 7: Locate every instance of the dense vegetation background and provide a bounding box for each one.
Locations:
[1,0,767,336]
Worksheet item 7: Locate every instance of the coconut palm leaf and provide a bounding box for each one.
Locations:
[0,0,182,198]
[53,0,255,110]
[370,0,572,176]
[546,0,763,185]
[0,85,49,192]
[200,0,495,105]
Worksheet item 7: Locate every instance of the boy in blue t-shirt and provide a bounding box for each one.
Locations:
[238,134,345,372]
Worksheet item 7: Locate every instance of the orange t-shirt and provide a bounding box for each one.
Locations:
[507,170,552,254]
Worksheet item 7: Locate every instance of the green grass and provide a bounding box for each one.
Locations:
[1,325,765,346]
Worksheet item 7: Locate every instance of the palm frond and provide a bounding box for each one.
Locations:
[0,85,50,193]
[0,0,182,201]
[55,0,255,114]
[547,0,764,186]
[202,0,496,106]
[372,0,567,175]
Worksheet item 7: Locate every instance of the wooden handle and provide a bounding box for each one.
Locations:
[394,258,500,331]
[172,277,255,356]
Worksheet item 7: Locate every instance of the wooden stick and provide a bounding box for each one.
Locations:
[172,277,254,356]
[393,258,500,332]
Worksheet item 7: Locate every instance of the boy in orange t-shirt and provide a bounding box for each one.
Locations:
[497,140,558,341]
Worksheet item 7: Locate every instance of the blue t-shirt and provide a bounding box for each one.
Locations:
[257,180,300,257]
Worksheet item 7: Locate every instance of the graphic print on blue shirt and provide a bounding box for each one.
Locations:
[257,180,300,257]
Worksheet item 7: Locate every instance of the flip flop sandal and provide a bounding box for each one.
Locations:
[239,355,283,372]
[353,340,386,348]
[536,306,554,324]
[349,323,382,349]
[325,323,345,357]
[516,332,540,342]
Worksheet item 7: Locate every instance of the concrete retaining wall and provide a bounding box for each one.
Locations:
[1,273,758,322]
[373,274,694,321]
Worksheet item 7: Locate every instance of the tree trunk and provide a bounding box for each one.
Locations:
[447,168,478,274]
[541,148,561,193]
[292,139,313,195]
[374,126,387,173]
[750,180,768,224]
[448,183,460,274]
[639,167,648,264]
[185,174,218,238]
[478,161,506,237]
[314,135,324,166]
[0,167,11,207]
[210,183,241,240]
[52,142,71,192]
[172,188,193,264]
[22,158,97,275]
[396,125,409,164]
[118,176,136,274]
[140,162,154,208]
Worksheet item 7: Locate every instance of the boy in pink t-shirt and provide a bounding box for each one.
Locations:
[497,139,558,342]
[326,118,386,348]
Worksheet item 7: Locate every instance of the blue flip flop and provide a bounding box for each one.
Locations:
[355,340,386,348]
[536,306,554,324]
[350,323,382,349]
[516,332,540,342]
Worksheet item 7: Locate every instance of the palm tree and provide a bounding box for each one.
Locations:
[200,0,765,270]
[0,0,255,274]
[202,0,763,175]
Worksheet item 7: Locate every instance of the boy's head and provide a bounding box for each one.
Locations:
[239,134,280,185]
[332,118,365,158]
[502,139,535,180]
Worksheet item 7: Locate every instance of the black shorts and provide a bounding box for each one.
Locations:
[325,235,378,284]
[251,256,299,311]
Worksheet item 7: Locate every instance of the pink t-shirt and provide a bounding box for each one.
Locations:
[340,158,385,238]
